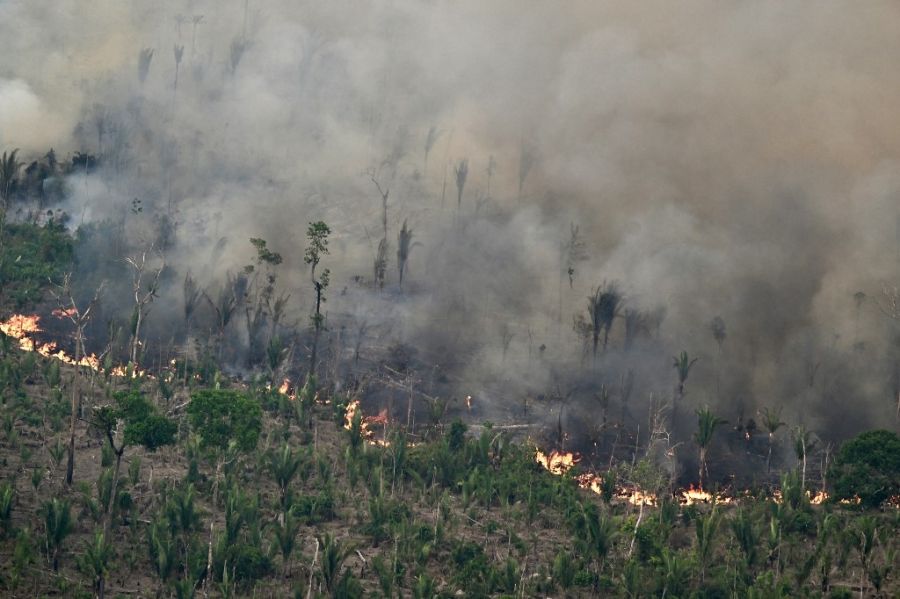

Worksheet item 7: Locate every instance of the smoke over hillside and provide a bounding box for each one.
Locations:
[3,1,900,478]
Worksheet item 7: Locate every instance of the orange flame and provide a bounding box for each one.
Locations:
[535,448,740,506]
[52,307,78,319]
[1,313,144,376]
[344,399,390,446]
[535,449,581,475]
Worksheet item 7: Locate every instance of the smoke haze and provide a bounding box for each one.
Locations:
[3,1,900,477]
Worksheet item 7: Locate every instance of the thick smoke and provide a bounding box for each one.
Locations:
[3,1,900,480]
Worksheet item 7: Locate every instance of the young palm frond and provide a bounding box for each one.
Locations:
[695,508,721,582]
[318,532,354,594]
[268,444,304,512]
[78,531,113,599]
[43,498,73,571]
[730,508,759,569]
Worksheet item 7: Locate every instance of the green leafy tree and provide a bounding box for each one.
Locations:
[93,391,176,534]
[187,390,262,453]
[829,429,900,508]
[187,389,262,593]
[304,221,331,382]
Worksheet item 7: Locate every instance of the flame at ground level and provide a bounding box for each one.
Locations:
[532,448,882,507]
[344,399,390,446]
[1,313,145,376]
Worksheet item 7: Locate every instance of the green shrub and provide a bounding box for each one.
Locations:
[829,430,900,508]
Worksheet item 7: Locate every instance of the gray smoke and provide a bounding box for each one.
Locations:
[3,1,900,470]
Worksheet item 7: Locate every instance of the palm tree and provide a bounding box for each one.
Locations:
[855,516,878,599]
[709,316,726,351]
[582,504,618,576]
[730,508,759,570]
[138,48,154,84]
[695,508,721,583]
[760,407,785,473]
[1,148,21,212]
[78,531,113,599]
[396,219,419,288]
[454,158,469,213]
[588,281,624,356]
[694,407,726,490]
[43,498,73,572]
[318,533,354,595]
[272,510,301,579]
[268,444,303,513]
[673,351,699,402]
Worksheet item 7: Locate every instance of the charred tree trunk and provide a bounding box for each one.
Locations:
[65,334,82,486]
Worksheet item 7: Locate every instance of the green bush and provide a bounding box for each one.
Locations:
[829,430,900,508]
[0,222,73,308]
[187,389,262,453]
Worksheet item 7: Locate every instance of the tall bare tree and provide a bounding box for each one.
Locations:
[125,250,165,366]
[52,274,104,486]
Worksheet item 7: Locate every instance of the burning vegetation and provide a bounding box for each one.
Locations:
[2,2,900,596]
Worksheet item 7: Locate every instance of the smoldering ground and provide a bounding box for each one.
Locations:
[3,0,900,483]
